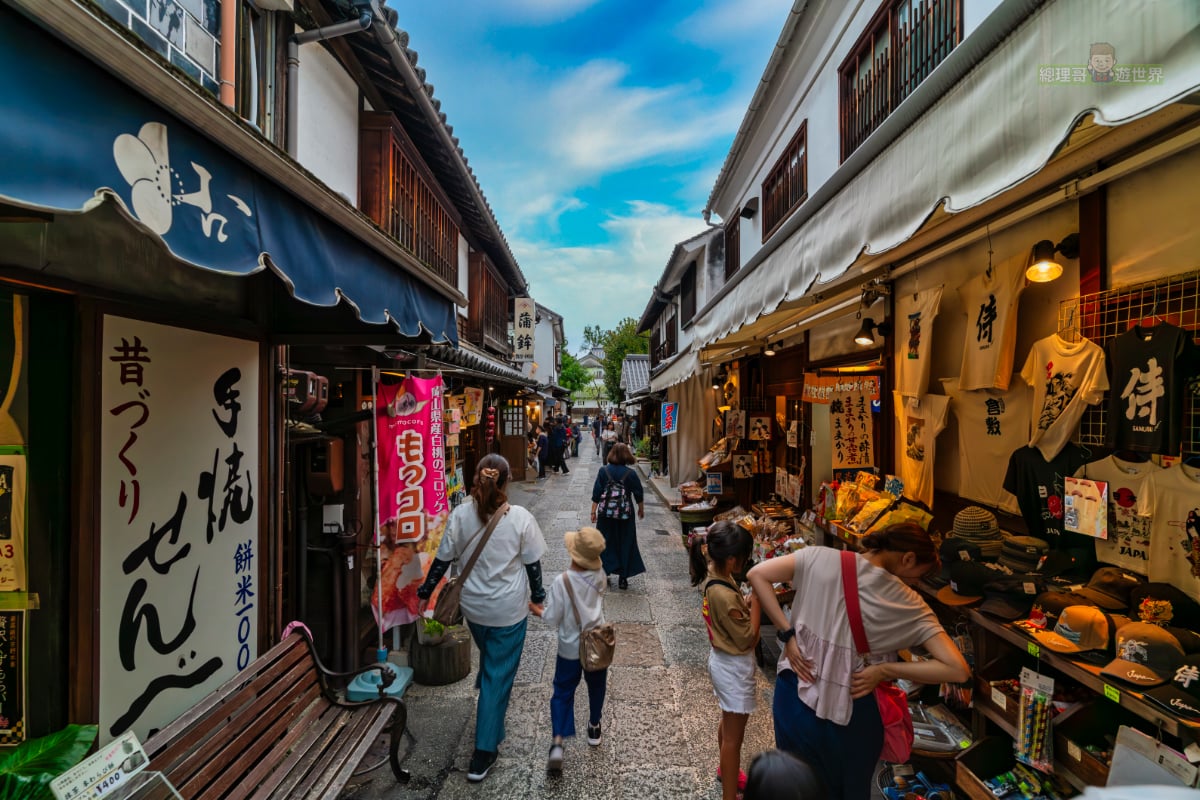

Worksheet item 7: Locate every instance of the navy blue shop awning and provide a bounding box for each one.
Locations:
[0,7,457,344]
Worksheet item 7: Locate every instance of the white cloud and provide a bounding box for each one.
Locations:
[675,0,793,47]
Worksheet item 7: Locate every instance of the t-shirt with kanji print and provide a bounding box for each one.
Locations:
[1136,463,1200,603]
[893,391,949,508]
[1076,455,1162,574]
[1106,324,1199,456]
[942,376,1030,515]
[1003,443,1090,543]
[957,253,1026,391]
[1020,334,1109,461]
[896,285,943,398]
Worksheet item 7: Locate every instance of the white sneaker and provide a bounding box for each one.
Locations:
[547,743,564,773]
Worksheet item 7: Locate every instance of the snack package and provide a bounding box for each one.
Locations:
[834,482,865,521]
[865,501,933,534]
[847,497,893,533]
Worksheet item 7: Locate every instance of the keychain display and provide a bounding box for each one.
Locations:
[1015,668,1054,773]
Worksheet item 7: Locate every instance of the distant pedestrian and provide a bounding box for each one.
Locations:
[535,425,548,479]
[590,443,645,590]
[688,521,760,800]
[532,527,609,775]
[548,422,570,475]
[570,422,581,457]
[591,416,602,454]
[600,422,617,463]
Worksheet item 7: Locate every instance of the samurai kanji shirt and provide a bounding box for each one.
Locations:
[1003,444,1090,542]
[1106,324,1199,455]
[957,253,1026,390]
[941,376,1030,514]
[1136,463,1200,602]
[893,391,949,508]
[1021,334,1109,461]
[1076,455,1161,574]
[896,285,943,398]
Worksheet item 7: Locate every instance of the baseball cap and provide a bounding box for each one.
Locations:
[1146,655,1200,722]
[1100,622,1187,687]
[999,536,1049,572]
[979,591,1035,621]
[936,561,989,605]
[1027,605,1113,654]
[1128,582,1200,629]
[1029,590,1098,621]
[1075,567,1145,611]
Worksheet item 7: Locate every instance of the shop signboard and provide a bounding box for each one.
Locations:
[99,317,259,745]
[0,610,24,744]
[374,375,450,631]
[802,374,881,404]
[0,449,26,592]
[513,298,535,362]
[705,472,723,495]
[830,388,874,470]
[660,402,678,436]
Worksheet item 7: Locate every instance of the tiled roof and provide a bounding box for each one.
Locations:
[619,353,650,396]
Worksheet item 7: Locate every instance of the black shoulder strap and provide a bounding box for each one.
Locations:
[703,578,738,596]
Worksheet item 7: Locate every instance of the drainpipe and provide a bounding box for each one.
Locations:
[219,0,237,108]
[286,10,374,158]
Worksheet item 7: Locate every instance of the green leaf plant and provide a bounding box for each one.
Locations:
[0,723,99,800]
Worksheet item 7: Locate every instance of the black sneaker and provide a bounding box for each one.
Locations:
[586,723,602,746]
[467,749,497,782]
[546,743,564,774]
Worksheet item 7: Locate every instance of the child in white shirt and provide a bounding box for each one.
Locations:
[533,527,608,774]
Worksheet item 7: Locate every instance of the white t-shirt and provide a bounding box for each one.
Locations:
[1020,334,1109,461]
[434,499,547,627]
[957,253,1026,390]
[541,568,607,660]
[1136,463,1200,602]
[896,285,943,398]
[1076,455,1160,574]
[779,547,943,725]
[893,391,949,508]
[941,377,1029,514]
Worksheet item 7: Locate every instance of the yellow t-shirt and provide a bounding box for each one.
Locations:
[701,570,757,656]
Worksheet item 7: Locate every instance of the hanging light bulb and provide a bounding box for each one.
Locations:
[1026,240,1062,283]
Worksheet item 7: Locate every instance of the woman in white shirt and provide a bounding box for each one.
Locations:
[748,525,969,800]
[417,455,548,783]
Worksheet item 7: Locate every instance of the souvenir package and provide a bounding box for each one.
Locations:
[846,496,894,533]
[817,482,839,520]
[834,482,865,521]
[866,501,933,534]
[1015,669,1054,774]
[856,471,880,489]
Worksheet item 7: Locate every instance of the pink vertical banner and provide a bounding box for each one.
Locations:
[373,375,450,630]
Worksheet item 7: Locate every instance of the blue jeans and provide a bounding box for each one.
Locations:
[467,618,528,752]
[773,670,883,800]
[550,655,607,738]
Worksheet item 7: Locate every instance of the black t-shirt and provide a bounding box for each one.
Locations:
[1003,444,1090,543]
[1105,324,1198,454]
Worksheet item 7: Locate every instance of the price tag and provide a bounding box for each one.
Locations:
[1067,740,1082,762]
[991,687,1007,711]
[1104,683,1121,702]
[1023,581,1037,595]
[1027,641,1040,658]
[1020,667,1055,696]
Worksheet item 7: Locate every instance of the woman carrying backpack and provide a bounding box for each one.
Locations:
[590,442,646,590]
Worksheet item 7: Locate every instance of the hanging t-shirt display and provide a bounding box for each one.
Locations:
[1020,334,1108,461]
[896,285,943,398]
[941,376,1030,514]
[1105,324,1198,455]
[1003,444,1090,543]
[893,391,949,508]
[1136,463,1200,602]
[1076,455,1160,574]
[957,253,1026,391]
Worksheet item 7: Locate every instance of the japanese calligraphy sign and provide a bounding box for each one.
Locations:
[830,388,874,470]
[99,317,259,745]
[0,610,25,744]
[513,298,535,363]
[0,451,26,592]
[0,293,27,447]
[374,376,451,631]
[801,373,881,404]
[660,402,678,436]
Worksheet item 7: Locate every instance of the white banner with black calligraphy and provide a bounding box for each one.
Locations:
[512,297,535,363]
[99,317,259,744]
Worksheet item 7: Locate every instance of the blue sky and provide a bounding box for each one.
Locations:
[395,0,790,353]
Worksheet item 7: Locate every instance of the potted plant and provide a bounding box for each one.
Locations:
[0,723,98,800]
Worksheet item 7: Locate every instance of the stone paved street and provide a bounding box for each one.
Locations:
[341,443,778,799]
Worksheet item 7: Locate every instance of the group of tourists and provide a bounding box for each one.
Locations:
[528,416,581,478]
[416,442,969,799]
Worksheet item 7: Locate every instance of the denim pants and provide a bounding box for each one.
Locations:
[550,655,607,738]
[467,618,528,753]
[773,670,883,800]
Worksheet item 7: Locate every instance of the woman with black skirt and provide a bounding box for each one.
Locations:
[590,443,646,589]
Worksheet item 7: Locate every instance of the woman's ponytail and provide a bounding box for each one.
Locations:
[471,454,510,523]
[688,532,709,586]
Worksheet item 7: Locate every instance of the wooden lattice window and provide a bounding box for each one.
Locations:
[680,262,697,325]
[724,213,740,280]
[762,122,807,241]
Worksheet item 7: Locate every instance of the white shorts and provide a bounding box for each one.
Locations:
[708,649,757,714]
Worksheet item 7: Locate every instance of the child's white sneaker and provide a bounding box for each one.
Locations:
[586,723,602,746]
[546,743,564,774]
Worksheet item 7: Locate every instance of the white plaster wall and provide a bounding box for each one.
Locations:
[295,41,360,204]
[457,235,470,316]
[532,315,560,385]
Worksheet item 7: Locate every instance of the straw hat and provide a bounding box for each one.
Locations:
[565,527,606,570]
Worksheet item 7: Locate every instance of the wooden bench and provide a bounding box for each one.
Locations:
[138,628,409,799]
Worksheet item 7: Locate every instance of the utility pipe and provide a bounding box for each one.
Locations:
[286,10,374,158]
[218,0,237,108]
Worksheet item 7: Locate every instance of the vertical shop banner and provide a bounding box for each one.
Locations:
[0,610,24,744]
[0,294,27,446]
[375,376,450,631]
[99,317,259,745]
[463,387,484,426]
[513,298,535,363]
[661,402,678,436]
[830,389,874,470]
[0,451,26,592]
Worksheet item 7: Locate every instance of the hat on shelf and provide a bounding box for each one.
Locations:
[564,527,606,571]
[999,536,1049,573]
[1075,566,1146,611]
[1026,605,1116,656]
[1023,590,1099,629]
[1128,582,1200,630]
[1146,655,1200,723]
[1100,622,1187,687]
[928,537,984,589]
[936,561,1014,606]
[979,591,1036,621]
[952,506,1004,559]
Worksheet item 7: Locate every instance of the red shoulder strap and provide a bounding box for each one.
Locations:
[840,551,870,656]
